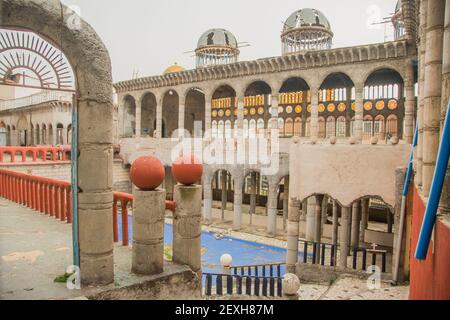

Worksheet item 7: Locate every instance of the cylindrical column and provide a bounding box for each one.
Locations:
[267,182,278,236]
[203,181,213,223]
[283,177,290,231]
[351,201,361,249]
[354,85,364,142]
[173,184,202,277]
[249,172,257,224]
[155,97,162,138]
[314,195,323,244]
[132,188,165,275]
[360,198,369,243]
[233,178,243,230]
[339,206,350,269]
[422,0,446,196]
[331,200,339,245]
[305,196,316,241]
[286,198,300,273]
[310,88,319,140]
[221,171,227,220]
[178,101,185,138]
[135,98,141,138]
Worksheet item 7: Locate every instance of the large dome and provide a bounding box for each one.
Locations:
[283,8,332,33]
[281,8,333,54]
[163,63,184,75]
[197,28,238,49]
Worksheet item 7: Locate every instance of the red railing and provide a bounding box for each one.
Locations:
[0,146,71,163]
[0,169,176,246]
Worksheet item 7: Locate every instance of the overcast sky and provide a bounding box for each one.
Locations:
[60,0,398,83]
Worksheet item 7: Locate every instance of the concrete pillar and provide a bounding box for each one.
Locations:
[339,206,350,269]
[440,0,450,215]
[351,201,360,249]
[423,0,446,196]
[310,88,319,140]
[135,97,141,138]
[286,198,301,273]
[305,196,316,241]
[51,123,57,145]
[416,0,428,189]
[267,182,278,236]
[156,96,162,138]
[299,200,307,239]
[203,179,213,223]
[332,200,339,245]
[173,184,202,277]
[404,64,416,143]
[131,188,165,275]
[354,84,364,142]
[178,100,185,138]
[221,171,227,220]
[249,172,257,224]
[283,177,290,231]
[204,97,212,139]
[233,177,243,230]
[360,198,369,243]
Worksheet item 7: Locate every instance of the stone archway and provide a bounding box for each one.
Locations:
[2,0,114,286]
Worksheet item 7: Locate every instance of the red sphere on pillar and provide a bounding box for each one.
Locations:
[130,156,165,190]
[172,154,203,186]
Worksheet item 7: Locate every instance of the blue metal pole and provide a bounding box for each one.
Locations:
[415,101,450,260]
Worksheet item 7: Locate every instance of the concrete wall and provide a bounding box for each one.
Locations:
[1,159,131,193]
[409,186,450,300]
[289,142,410,208]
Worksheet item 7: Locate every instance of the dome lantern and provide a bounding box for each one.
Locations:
[281,8,333,54]
[195,28,240,68]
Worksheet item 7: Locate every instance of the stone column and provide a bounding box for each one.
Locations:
[440,0,450,215]
[237,94,244,131]
[321,195,328,234]
[173,184,202,277]
[299,200,307,239]
[132,188,165,275]
[339,206,350,269]
[305,196,316,241]
[203,178,213,223]
[286,198,300,273]
[51,123,57,145]
[423,0,446,196]
[332,200,339,245]
[404,64,416,143]
[310,88,319,141]
[249,172,257,224]
[351,201,360,249]
[360,198,369,243]
[135,97,142,138]
[221,171,227,220]
[155,96,162,138]
[178,97,185,138]
[267,182,278,236]
[417,0,428,188]
[283,177,290,231]
[233,176,243,230]
[204,96,212,139]
[314,195,323,244]
[270,94,279,133]
[354,84,364,142]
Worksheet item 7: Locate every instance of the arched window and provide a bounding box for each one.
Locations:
[285,118,294,137]
[363,115,373,140]
[218,120,224,138]
[257,119,265,136]
[305,117,311,137]
[225,120,232,138]
[393,84,399,99]
[212,121,218,138]
[386,115,398,138]
[243,119,249,138]
[278,118,285,137]
[326,117,336,138]
[249,119,256,138]
[294,117,302,137]
[336,116,346,137]
[374,115,385,141]
[318,117,326,138]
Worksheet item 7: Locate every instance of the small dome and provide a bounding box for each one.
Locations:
[283,8,331,33]
[163,63,185,74]
[197,28,238,49]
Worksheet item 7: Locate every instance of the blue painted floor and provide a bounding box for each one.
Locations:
[118,215,306,276]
